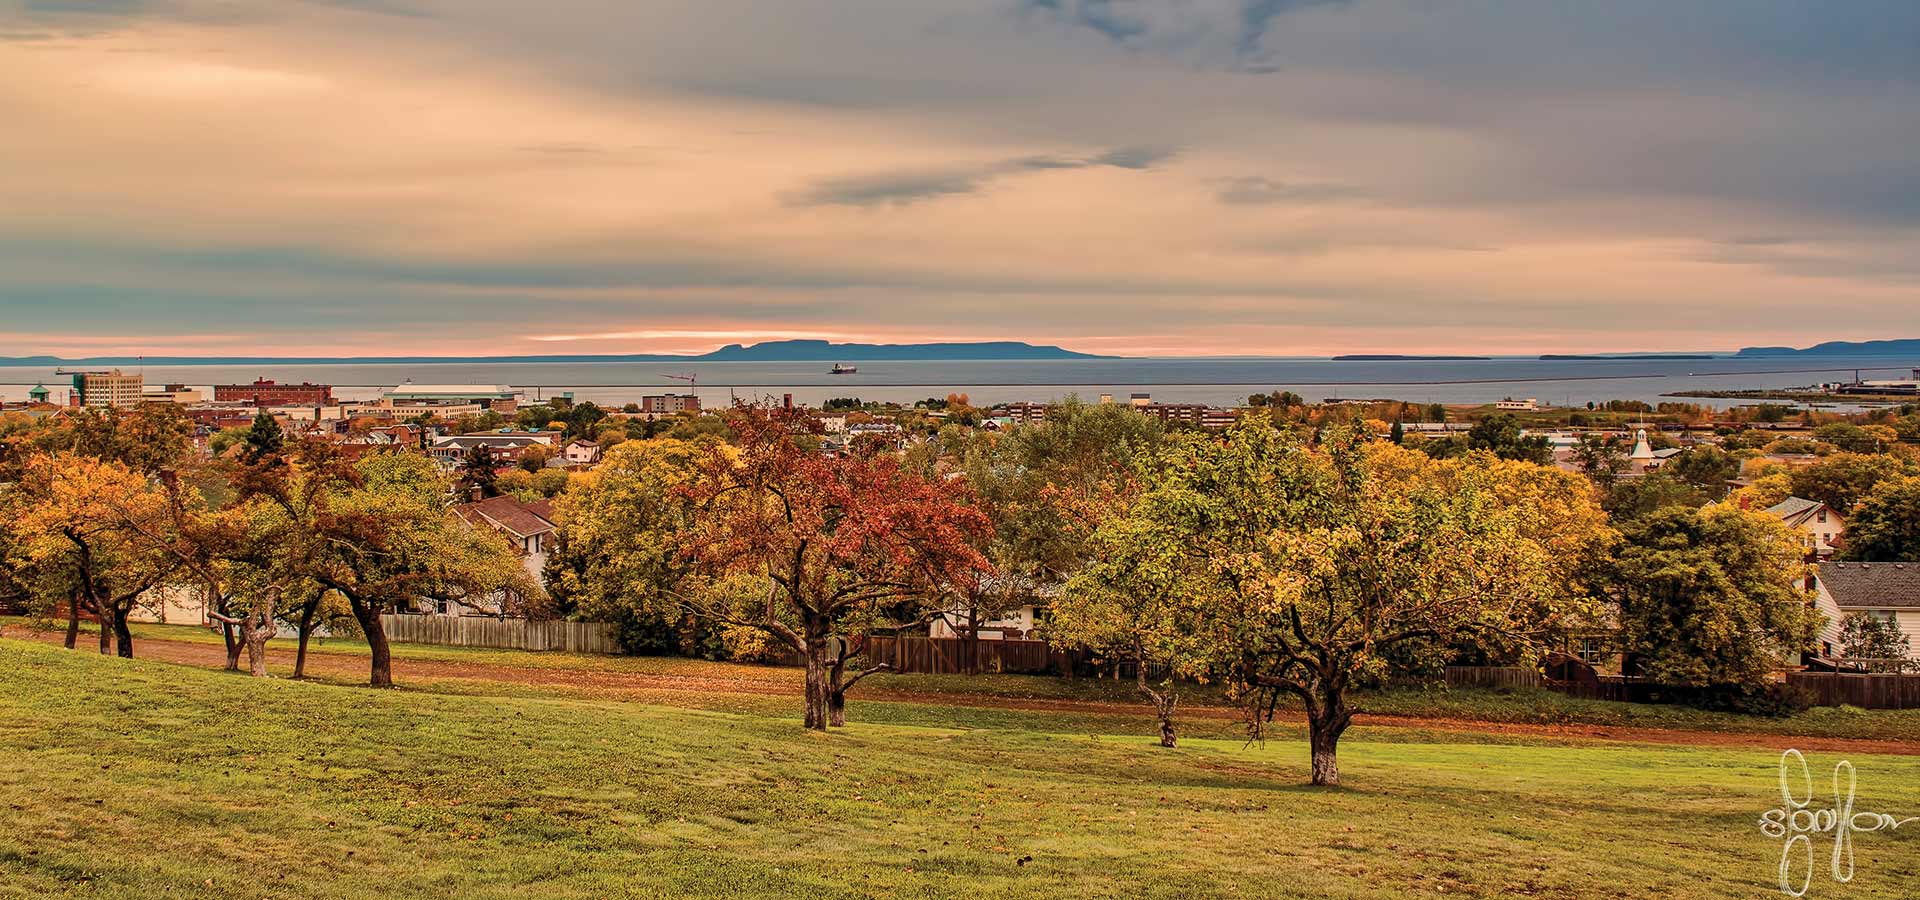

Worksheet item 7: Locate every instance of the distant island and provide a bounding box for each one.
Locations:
[1332,354,1492,361]
[0,340,1109,367]
[1735,338,1920,358]
[1540,354,1716,361]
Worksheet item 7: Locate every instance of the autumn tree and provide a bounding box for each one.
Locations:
[8,452,178,658]
[255,445,536,686]
[679,405,990,730]
[1840,475,1920,562]
[1606,505,1820,694]
[1120,424,1607,785]
[1788,453,1912,513]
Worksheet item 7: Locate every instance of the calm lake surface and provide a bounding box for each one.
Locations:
[2,356,1915,409]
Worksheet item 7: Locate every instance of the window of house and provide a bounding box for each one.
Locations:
[1577,638,1603,663]
[1817,509,1827,523]
[1867,610,1897,625]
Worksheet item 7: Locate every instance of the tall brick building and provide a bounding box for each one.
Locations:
[214,378,335,406]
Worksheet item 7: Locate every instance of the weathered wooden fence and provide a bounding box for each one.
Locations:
[1786,672,1920,710]
[1442,666,1543,691]
[380,614,619,654]
[864,636,1073,675]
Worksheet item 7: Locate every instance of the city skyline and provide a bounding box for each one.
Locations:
[3,1,1917,357]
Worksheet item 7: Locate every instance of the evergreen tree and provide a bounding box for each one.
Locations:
[460,444,499,498]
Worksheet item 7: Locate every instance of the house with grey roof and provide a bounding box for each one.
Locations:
[1763,496,1845,559]
[1812,562,1920,664]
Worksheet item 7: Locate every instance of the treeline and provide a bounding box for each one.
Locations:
[5,396,1916,786]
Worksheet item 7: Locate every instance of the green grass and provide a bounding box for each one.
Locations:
[1,640,1918,899]
[20,618,1920,744]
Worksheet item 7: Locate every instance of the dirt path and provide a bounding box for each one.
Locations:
[12,629,1917,756]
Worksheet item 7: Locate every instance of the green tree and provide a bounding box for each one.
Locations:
[1607,506,1819,694]
[459,444,499,498]
[547,439,706,651]
[242,409,285,464]
[1841,475,1920,561]
[1055,513,1214,747]
[1463,413,1553,464]
[1788,452,1911,513]
[1836,613,1912,673]
[1601,473,1706,523]
[1664,445,1739,496]
[1571,434,1628,488]
[1118,424,1608,784]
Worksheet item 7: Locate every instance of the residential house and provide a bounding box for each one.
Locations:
[446,494,556,615]
[562,439,602,467]
[429,433,555,467]
[1763,496,1845,559]
[1812,562,1920,665]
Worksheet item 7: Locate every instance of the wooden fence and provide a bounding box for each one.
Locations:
[863,636,1074,675]
[1442,666,1543,691]
[1786,672,1920,710]
[379,614,619,654]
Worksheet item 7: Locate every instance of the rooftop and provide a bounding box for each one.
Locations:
[386,384,518,400]
[1819,562,1920,609]
[456,495,556,540]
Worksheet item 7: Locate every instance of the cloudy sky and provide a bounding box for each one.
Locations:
[2,1,1916,357]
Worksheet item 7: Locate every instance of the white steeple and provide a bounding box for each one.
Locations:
[1629,428,1654,461]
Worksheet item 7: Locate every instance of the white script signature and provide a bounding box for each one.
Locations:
[1758,749,1916,897]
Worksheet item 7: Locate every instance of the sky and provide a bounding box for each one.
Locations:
[1,0,1916,358]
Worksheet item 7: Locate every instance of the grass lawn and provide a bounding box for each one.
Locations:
[1,639,1917,899]
[18,618,1920,745]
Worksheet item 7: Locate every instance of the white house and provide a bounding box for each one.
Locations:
[562,439,602,466]
[446,494,556,616]
[1764,496,1846,558]
[1811,562,1920,664]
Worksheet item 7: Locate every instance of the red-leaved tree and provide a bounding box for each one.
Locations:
[680,405,991,730]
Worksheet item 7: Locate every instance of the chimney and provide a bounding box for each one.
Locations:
[469,485,483,504]
[1738,494,1750,510]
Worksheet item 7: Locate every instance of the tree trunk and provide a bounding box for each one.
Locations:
[63,593,80,650]
[348,596,393,688]
[112,608,133,659]
[95,599,113,656]
[293,600,318,679]
[1136,652,1178,748]
[240,590,278,678]
[221,620,242,672]
[1306,691,1352,787]
[802,625,830,731]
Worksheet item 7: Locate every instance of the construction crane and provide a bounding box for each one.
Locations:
[660,373,697,391]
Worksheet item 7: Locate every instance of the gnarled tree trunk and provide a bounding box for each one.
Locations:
[1304,683,1353,787]
[802,621,830,731]
[347,595,393,688]
[1136,654,1179,749]
[221,619,242,672]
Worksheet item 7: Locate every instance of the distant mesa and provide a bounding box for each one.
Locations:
[1332,354,1492,361]
[0,340,1110,366]
[1735,338,1920,358]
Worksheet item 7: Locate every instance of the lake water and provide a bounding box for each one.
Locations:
[2,356,1915,410]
